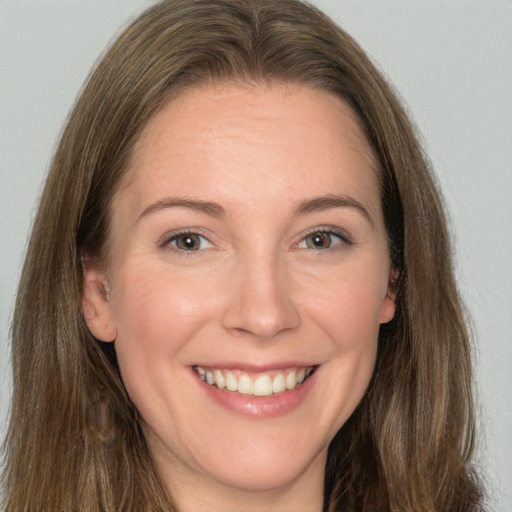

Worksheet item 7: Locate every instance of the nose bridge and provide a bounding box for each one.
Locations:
[222,245,300,338]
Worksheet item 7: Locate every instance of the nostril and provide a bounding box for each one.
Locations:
[221,262,301,337]
[224,311,300,340]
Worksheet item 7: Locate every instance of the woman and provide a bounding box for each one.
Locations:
[2,0,484,510]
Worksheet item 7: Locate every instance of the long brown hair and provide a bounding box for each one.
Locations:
[2,1,484,510]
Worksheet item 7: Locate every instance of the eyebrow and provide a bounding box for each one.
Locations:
[138,193,372,224]
[296,194,373,225]
[138,197,227,221]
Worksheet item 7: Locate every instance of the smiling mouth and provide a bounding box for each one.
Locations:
[193,366,317,397]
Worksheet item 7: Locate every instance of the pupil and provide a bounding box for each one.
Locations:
[179,235,199,250]
[311,232,330,249]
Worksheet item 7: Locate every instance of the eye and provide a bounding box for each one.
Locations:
[298,230,350,250]
[167,232,213,252]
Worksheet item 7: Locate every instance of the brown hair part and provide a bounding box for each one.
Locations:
[3,1,483,510]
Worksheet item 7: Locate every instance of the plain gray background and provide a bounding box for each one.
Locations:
[1,1,511,510]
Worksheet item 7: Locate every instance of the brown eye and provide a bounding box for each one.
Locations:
[300,230,349,250]
[170,233,210,251]
[305,232,333,249]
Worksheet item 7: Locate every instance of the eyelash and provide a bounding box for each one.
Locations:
[159,227,352,255]
[296,228,352,252]
[159,229,214,254]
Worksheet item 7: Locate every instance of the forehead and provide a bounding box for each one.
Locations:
[116,82,380,219]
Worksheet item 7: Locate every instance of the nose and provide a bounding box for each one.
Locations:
[222,254,301,339]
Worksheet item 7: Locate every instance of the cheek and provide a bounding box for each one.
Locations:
[107,263,225,430]
[297,268,385,438]
[108,262,218,374]
[304,265,388,344]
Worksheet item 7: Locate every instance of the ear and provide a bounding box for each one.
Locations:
[379,268,398,324]
[81,256,117,342]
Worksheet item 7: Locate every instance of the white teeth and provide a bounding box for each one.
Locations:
[286,370,296,390]
[194,365,314,397]
[253,375,273,396]
[225,370,238,392]
[238,375,254,395]
[272,374,286,394]
[214,369,225,390]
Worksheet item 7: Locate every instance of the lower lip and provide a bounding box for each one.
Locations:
[195,369,318,418]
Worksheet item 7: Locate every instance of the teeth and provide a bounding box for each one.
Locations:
[194,365,314,396]
[253,375,273,397]
[238,375,253,395]
[214,369,225,390]
[225,371,238,392]
[272,374,286,394]
[286,370,296,390]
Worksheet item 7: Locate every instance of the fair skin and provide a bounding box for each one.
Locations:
[83,83,396,512]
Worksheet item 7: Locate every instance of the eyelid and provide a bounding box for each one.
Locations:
[295,226,352,249]
[158,228,215,251]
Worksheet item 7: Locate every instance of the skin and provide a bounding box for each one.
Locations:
[82,83,396,512]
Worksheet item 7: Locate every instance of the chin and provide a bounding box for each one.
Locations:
[201,448,325,492]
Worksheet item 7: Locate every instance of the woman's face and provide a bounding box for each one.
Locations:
[83,83,395,500]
